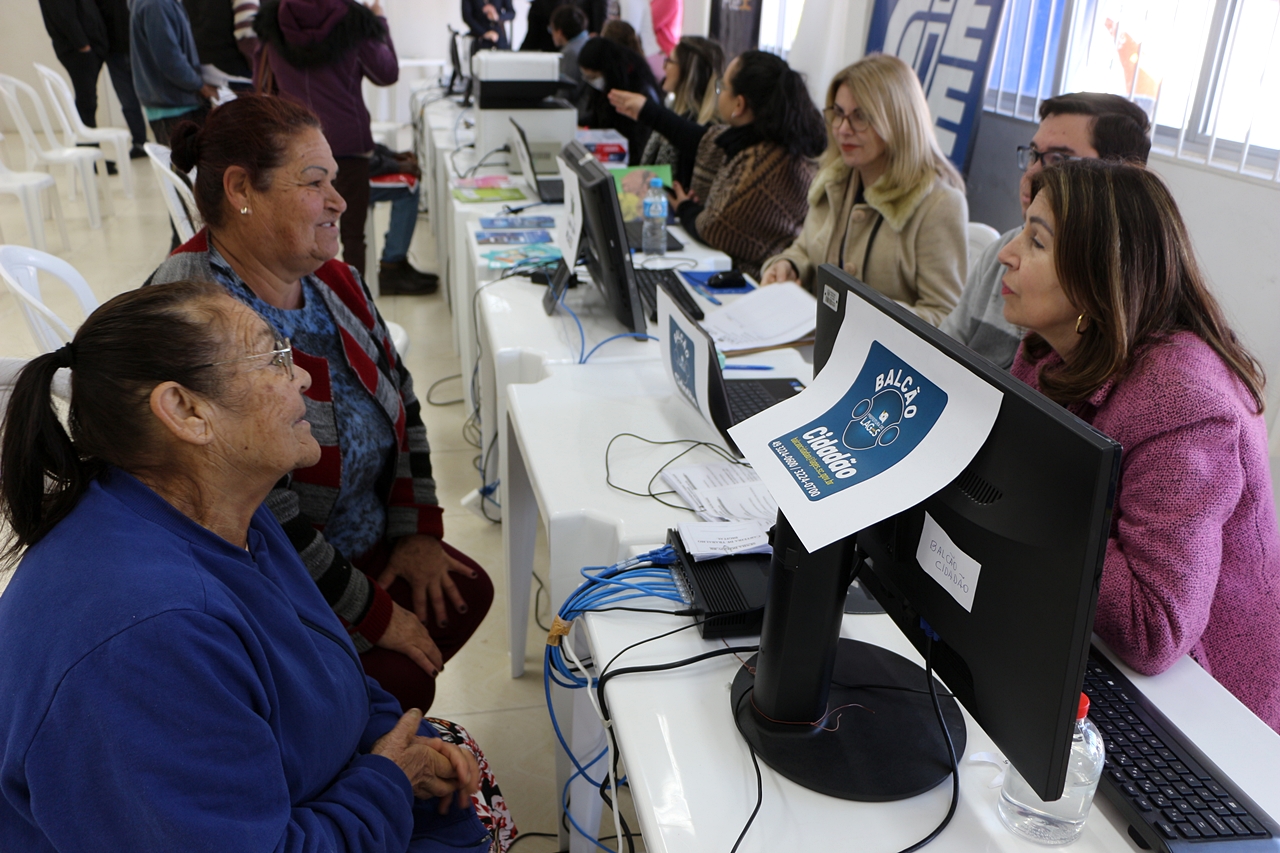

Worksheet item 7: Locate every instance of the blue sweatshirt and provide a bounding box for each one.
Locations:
[0,469,489,852]
[129,0,204,110]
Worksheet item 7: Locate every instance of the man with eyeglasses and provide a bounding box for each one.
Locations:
[940,92,1151,368]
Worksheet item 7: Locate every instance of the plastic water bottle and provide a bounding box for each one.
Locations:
[998,694,1105,845]
[641,177,668,256]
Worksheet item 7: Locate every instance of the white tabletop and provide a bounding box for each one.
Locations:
[580,607,1280,853]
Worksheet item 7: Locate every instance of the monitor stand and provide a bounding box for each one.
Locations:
[730,512,966,801]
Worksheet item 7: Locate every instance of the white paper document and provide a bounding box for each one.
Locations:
[700,283,816,352]
[676,520,773,561]
[662,462,778,523]
[557,154,583,266]
[728,301,1003,552]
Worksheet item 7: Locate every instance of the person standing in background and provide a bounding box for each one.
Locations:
[649,0,680,57]
[232,0,260,67]
[520,0,558,51]
[462,0,515,51]
[38,0,148,160]
[550,4,589,99]
[254,0,397,280]
[182,0,254,81]
[130,0,217,145]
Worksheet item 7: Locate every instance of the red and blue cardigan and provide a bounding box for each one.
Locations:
[150,230,443,647]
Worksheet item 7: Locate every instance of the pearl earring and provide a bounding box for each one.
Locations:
[240,206,250,215]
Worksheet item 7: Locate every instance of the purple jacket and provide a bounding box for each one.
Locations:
[1013,332,1280,732]
[254,0,397,157]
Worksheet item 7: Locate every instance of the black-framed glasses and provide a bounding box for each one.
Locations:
[823,105,871,133]
[197,337,294,380]
[1017,145,1081,171]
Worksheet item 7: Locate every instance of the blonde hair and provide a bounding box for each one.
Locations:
[669,36,724,125]
[824,54,963,198]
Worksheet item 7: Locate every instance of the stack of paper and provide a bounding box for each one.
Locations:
[700,282,817,354]
[662,461,778,523]
[677,520,773,561]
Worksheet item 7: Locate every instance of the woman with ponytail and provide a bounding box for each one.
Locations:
[760,53,968,327]
[0,282,498,851]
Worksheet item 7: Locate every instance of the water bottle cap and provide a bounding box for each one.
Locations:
[1077,693,1090,719]
[650,178,664,187]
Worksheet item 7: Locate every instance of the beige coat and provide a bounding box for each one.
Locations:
[762,159,968,327]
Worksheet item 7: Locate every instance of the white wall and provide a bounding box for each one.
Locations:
[1149,158,1280,424]
[0,1,67,133]
[788,0,873,105]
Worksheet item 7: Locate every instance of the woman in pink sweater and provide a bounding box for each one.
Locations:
[998,159,1280,732]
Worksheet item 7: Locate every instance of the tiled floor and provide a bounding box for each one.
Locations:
[0,134,646,850]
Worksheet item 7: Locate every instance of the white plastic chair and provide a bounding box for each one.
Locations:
[143,142,202,243]
[968,222,1002,275]
[0,245,98,352]
[34,62,135,198]
[0,74,112,229]
[0,132,70,253]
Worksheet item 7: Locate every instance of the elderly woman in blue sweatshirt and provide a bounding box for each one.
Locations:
[0,281,493,853]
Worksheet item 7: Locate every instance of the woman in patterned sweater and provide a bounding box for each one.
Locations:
[149,95,494,720]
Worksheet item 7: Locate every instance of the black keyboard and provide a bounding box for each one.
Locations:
[1084,647,1280,852]
[724,380,780,424]
[634,268,704,322]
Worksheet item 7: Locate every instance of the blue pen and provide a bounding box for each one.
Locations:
[724,364,774,371]
[697,286,722,306]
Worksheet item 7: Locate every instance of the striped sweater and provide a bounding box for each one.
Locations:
[678,124,817,279]
[149,231,442,647]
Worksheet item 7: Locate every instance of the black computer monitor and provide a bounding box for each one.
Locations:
[731,264,1121,804]
[558,141,646,334]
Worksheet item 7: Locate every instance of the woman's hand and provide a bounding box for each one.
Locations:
[482,2,499,20]
[378,602,444,676]
[607,90,647,121]
[483,29,499,41]
[380,534,476,625]
[422,737,482,813]
[371,711,479,810]
[760,260,799,286]
[672,181,698,208]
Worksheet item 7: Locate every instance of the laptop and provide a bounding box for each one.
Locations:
[657,287,804,454]
[509,118,564,204]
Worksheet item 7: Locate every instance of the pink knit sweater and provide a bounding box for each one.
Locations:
[1013,332,1280,732]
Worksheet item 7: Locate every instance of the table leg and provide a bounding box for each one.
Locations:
[504,409,537,678]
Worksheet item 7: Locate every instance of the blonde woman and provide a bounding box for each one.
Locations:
[609,35,724,189]
[760,53,968,327]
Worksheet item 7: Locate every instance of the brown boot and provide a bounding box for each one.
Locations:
[379,261,439,295]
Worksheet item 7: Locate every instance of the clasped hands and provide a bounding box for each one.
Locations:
[372,709,481,813]
[374,534,478,678]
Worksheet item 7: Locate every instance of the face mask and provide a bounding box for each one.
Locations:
[587,76,607,92]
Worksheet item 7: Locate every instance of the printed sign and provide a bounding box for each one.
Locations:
[769,341,947,500]
[916,511,982,612]
[669,315,698,408]
[866,0,1007,172]
[729,288,1002,552]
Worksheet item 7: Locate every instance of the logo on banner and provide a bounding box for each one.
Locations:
[865,0,1006,169]
[769,341,947,500]
[669,315,697,407]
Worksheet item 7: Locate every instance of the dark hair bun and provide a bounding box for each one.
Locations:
[168,121,203,172]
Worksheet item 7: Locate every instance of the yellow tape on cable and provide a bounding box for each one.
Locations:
[547,615,572,646]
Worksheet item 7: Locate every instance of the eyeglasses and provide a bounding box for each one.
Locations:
[197,338,294,380]
[1016,145,1081,171]
[823,106,871,133]
[662,55,677,67]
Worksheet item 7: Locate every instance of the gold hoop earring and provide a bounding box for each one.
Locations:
[1076,313,1087,334]
[240,206,250,215]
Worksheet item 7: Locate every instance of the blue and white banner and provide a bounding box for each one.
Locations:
[865,0,1007,172]
[729,297,1002,552]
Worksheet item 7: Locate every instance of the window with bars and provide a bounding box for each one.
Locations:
[985,0,1280,182]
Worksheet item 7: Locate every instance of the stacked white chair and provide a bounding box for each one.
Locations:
[34,63,135,198]
[0,132,70,253]
[143,142,202,243]
[0,74,113,229]
[0,245,98,352]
